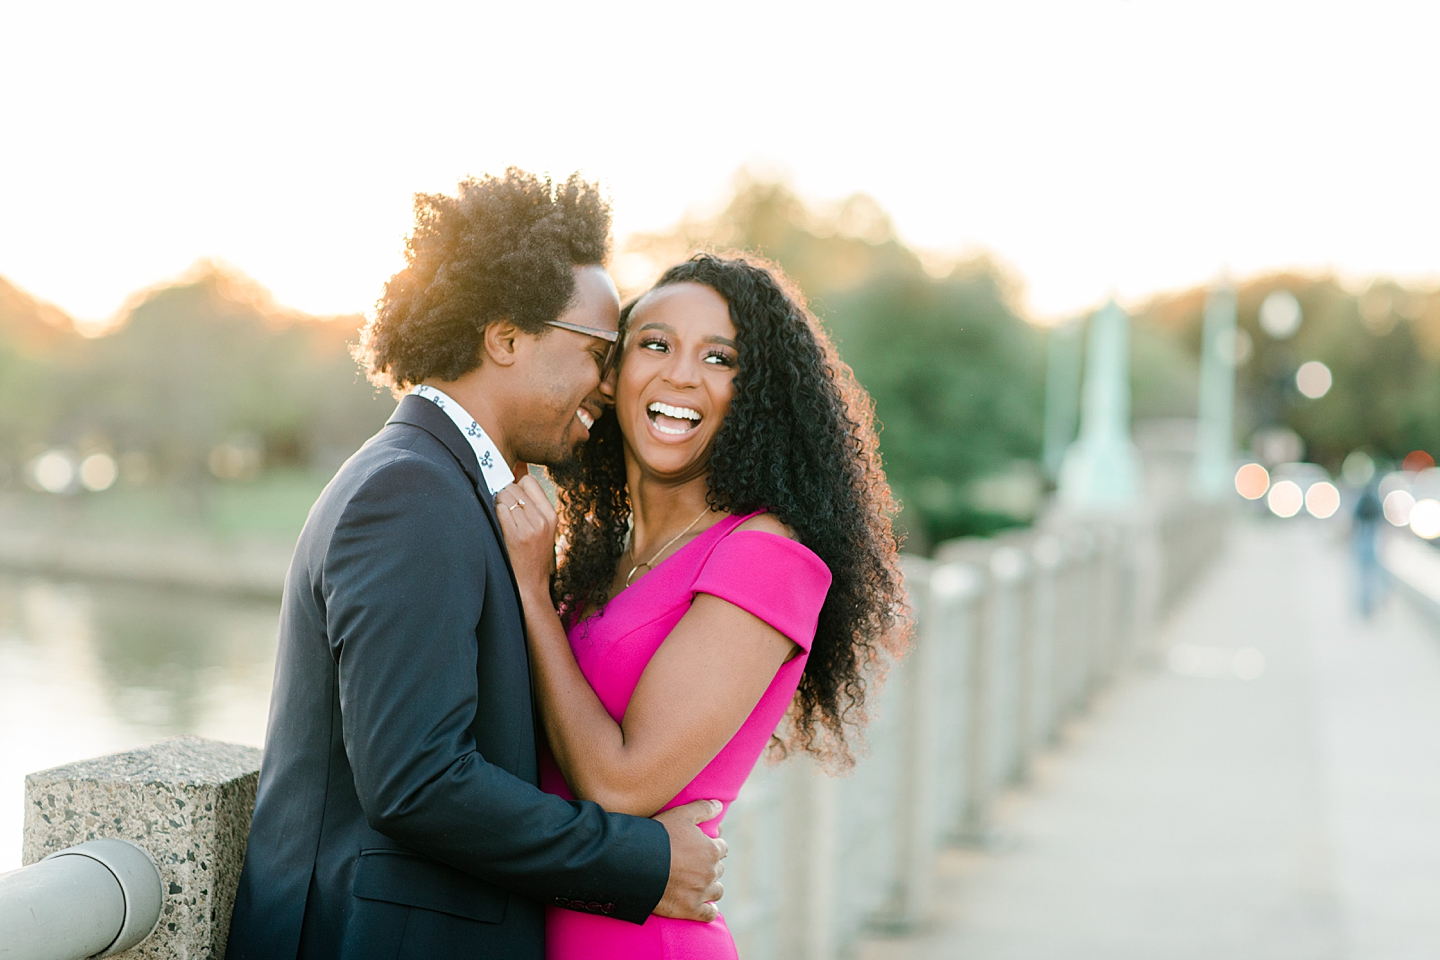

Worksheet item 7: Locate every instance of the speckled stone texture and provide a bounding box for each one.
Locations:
[23,736,262,959]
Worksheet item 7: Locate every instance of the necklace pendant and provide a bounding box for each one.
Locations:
[624,562,649,587]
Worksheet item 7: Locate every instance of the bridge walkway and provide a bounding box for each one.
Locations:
[860,521,1440,960]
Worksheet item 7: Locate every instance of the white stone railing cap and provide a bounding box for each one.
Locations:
[26,735,261,788]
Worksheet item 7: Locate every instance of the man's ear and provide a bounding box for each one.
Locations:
[481,318,523,367]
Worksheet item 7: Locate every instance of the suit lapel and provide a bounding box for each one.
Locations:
[387,393,532,659]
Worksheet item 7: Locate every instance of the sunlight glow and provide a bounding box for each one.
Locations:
[1,3,1438,323]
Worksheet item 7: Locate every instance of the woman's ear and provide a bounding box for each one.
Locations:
[482,318,522,367]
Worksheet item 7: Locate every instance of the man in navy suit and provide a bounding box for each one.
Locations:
[228,170,725,959]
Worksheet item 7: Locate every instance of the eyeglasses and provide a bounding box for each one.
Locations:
[546,320,620,378]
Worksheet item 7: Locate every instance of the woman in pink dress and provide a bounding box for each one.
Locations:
[496,254,907,959]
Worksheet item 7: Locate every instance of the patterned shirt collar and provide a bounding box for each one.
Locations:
[409,384,516,496]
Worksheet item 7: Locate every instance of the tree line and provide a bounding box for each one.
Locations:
[2,179,1436,548]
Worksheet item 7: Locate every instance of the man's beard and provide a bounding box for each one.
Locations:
[517,435,586,472]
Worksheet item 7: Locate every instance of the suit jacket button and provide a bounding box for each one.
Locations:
[554,897,570,907]
[585,901,602,913]
[602,903,615,915]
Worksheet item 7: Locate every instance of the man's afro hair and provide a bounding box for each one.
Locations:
[357,168,611,393]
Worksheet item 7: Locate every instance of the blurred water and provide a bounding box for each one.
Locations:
[0,574,278,870]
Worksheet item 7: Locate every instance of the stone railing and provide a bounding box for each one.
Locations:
[720,502,1227,960]
[3,737,261,959]
[1,502,1226,960]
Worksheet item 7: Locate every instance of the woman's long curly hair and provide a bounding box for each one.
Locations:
[549,253,908,765]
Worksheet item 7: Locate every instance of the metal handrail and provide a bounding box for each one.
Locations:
[0,839,162,960]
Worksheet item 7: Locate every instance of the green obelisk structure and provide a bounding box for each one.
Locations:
[1042,319,1084,482]
[1058,299,1142,508]
[1192,280,1238,500]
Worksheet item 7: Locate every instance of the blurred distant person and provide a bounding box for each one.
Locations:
[227,170,725,960]
[497,254,907,959]
[1352,479,1385,617]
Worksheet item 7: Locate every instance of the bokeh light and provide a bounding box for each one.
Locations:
[1402,450,1435,473]
[79,453,118,492]
[1295,361,1332,399]
[1341,450,1375,486]
[1384,489,1416,526]
[1410,499,1440,539]
[1234,463,1270,500]
[1259,290,1303,339]
[1267,480,1304,518]
[1304,481,1340,519]
[28,450,76,494]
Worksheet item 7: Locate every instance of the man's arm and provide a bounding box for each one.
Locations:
[323,455,721,921]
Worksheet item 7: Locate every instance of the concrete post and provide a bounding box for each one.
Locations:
[1061,530,1097,713]
[922,558,985,841]
[881,558,937,931]
[23,736,262,960]
[1029,534,1064,748]
[988,545,1032,787]
[781,757,837,960]
[959,565,994,844]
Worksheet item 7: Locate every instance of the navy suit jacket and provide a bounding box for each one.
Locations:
[227,394,670,960]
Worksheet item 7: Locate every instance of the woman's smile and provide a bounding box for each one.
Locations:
[615,282,738,473]
[646,400,703,437]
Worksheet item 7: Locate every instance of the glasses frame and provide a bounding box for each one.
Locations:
[546,319,620,378]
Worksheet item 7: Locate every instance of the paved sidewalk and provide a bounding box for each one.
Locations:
[859,520,1440,960]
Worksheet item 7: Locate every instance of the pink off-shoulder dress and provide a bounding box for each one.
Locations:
[539,510,831,960]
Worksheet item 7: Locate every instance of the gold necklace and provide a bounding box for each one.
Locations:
[625,507,711,586]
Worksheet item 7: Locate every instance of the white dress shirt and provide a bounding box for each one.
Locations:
[409,384,516,497]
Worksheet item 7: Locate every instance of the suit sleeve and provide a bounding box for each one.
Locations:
[323,455,670,923]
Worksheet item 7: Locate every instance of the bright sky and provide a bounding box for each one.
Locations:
[2,1,1436,326]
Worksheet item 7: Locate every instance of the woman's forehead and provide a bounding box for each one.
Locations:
[632,282,732,332]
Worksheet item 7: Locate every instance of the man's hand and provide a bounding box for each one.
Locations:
[652,799,727,921]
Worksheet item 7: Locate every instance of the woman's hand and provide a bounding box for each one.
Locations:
[495,474,558,598]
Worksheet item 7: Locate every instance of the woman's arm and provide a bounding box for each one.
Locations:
[498,476,797,817]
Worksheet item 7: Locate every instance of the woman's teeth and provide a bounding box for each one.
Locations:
[576,408,594,429]
[647,401,701,436]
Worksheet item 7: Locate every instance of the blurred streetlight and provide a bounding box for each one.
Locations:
[1296,361,1332,399]
[1384,489,1415,526]
[1234,463,1270,500]
[27,450,77,494]
[1305,481,1340,519]
[1402,450,1435,473]
[1259,290,1303,339]
[1267,480,1304,518]
[79,454,118,492]
[1409,499,1440,539]
[1341,451,1375,486]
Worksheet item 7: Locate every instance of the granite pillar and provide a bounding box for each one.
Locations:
[22,736,262,959]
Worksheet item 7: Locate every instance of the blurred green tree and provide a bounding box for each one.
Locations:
[1135,274,1440,473]
[626,176,1051,548]
[0,263,391,490]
